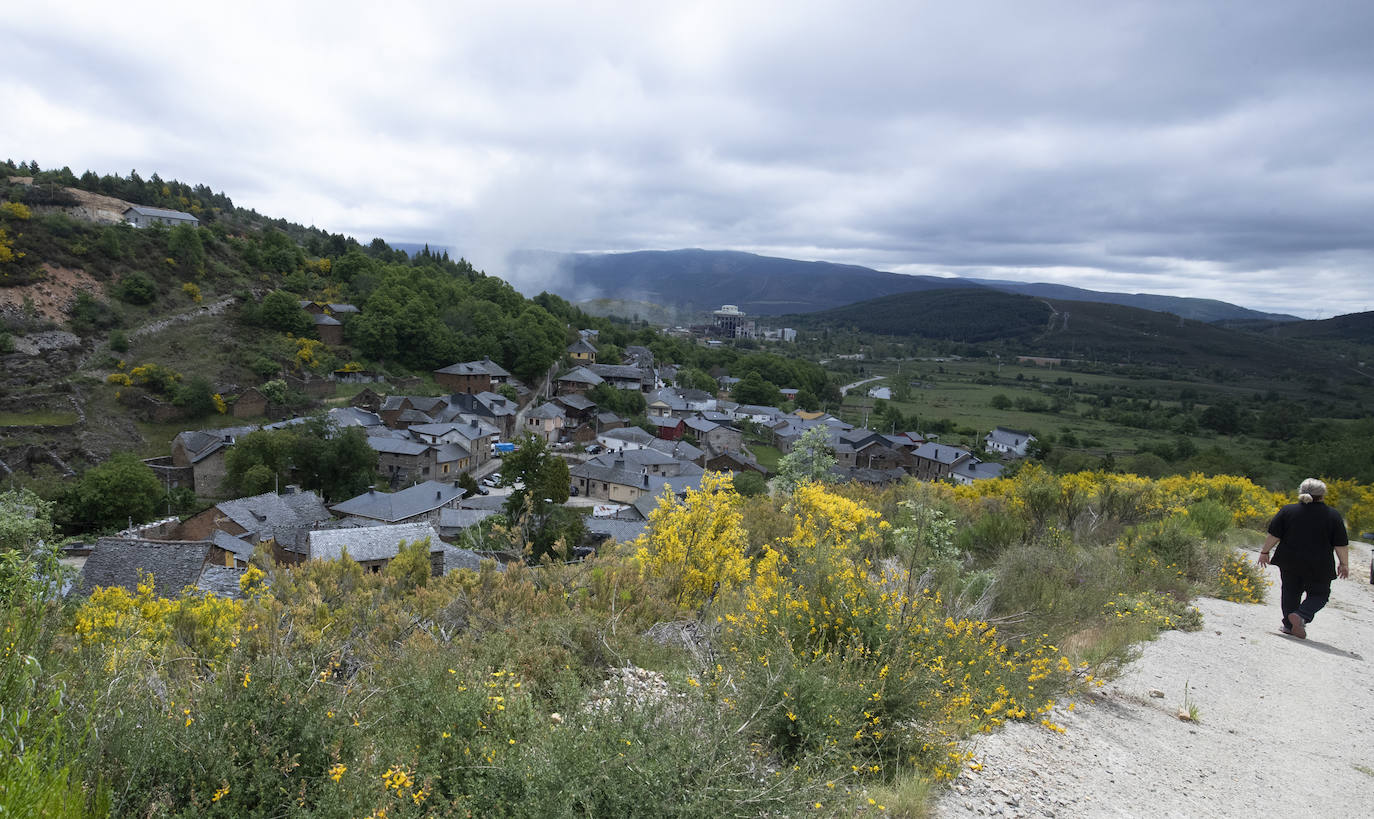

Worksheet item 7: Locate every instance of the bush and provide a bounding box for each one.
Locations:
[114,271,157,305]
[108,329,128,352]
[68,292,122,335]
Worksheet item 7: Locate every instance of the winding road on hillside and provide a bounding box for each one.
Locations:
[934,539,1374,818]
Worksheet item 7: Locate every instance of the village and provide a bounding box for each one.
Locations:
[71,309,1036,601]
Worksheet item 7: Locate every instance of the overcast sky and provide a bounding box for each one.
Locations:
[6,1,1374,318]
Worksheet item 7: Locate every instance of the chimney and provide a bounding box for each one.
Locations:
[643,474,649,488]
[436,490,441,500]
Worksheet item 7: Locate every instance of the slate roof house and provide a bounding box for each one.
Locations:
[569,457,706,504]
[524,402,567,444]
[984,427,1036,458]
[589,364,654,392]
[566,338,597,363]
[449,391,521,439]
[556,366,604,395]
[911,443,973,481]
[434,358,511,395]
[952,458,1006,485]
[331,481,466,525]
[174,489,333,564]
[170,427,255,497]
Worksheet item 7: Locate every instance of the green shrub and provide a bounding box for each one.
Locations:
[108,329,128,352]
[1186,499,1232,539]
[114,271,157,304]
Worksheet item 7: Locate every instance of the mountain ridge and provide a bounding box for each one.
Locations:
[516,248,1302,323]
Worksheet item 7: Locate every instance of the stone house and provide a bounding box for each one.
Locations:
[434,358,510,395]
[171,428,254,497]
[683,417,742,455]
[556,366,604,395]
[524,402,566,444]
[232,387,269,419]
[910,443,972,481]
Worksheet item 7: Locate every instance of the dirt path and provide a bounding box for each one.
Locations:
[934,539,1374,818]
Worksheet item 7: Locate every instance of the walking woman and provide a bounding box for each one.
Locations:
[1257,478,1350,638]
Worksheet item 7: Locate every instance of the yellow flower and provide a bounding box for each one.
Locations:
[328,763,346,782]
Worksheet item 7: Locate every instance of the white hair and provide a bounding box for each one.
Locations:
[1298,478,1327,504]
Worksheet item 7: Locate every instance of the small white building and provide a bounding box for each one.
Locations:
[984,427,1036,458]
[123,205,200,228]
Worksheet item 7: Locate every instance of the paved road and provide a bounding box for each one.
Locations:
[839,375,883,396]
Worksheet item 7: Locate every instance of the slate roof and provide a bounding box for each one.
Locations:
[590,364,650,381]
[953,459,1006,482]
[436,358,510,377]
[432,442,470,463]
[588,449,679,469]
[197,565,246,599]
[329,407,383,427]
[527,403,566,420]
[442,546,497,571]
[212,529,256,562]
[174,428,253,463]
[558,366,604,385]
[684,417,720,434]
[571,461,651,488]
[556,393,597,412]
[985,427,1035,449]
[327,303,360,314]
[438,508,497,530]
[646,438,705,462]
[331,481,465,523]
[366,437,431,457]
[456,494,508,511]
[396,409,437,425]
[912,443,972,465]
[215,490,333,545]
[584,517,648,544]
[80,538,212,597]
[313,314,341,327]
[601,426,656,446]
[308,521,443,562]
[595,411,623,426]
[567,339,598,354]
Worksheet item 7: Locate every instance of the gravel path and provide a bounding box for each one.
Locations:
[934,539,1374,818]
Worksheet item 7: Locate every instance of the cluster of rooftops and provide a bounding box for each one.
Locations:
[83,348,1034,602]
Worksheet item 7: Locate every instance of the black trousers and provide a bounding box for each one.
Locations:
[1278,565,1332,626]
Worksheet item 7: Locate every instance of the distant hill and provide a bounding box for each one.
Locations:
[528,248,1296,323]
[793,289,1326,376]
[1269,311,1374,345]
[519,249,983,317]
[963,278,1301,323]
